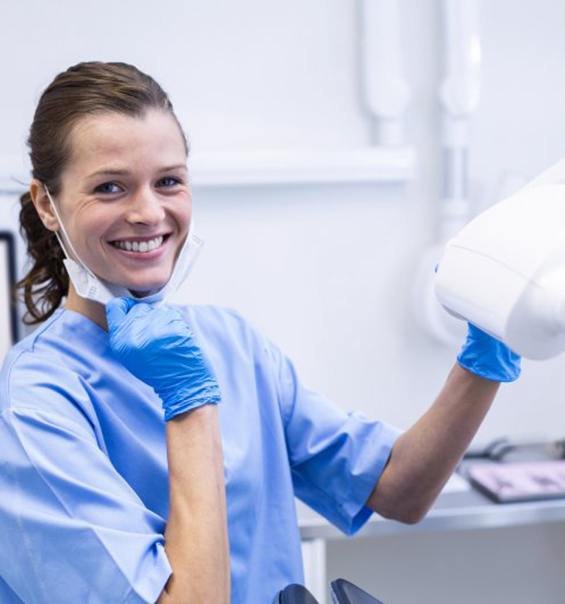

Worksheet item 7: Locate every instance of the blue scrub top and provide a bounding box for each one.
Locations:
[0,305,400,603]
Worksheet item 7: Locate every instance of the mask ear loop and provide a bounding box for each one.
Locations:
[43,184,97,279]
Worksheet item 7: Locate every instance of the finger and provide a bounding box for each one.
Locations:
[106,296,136,329]
[127,301,154,319]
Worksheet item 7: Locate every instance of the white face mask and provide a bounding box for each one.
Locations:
[44,185,203,306]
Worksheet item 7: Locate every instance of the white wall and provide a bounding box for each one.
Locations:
[2,0,565,601]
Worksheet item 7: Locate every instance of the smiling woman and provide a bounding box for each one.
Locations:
[0,61,521,604]
[35,110,191,316]
[2,62,233,603]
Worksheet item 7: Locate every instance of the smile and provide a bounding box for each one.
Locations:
[110,235,167,253]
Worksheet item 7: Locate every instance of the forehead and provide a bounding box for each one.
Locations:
[65,109,187,176]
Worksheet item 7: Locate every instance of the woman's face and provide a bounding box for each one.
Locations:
[54,109,190,295]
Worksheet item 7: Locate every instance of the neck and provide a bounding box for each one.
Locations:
[65,284,109,331]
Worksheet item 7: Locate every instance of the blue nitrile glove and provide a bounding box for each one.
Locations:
[106,297,221,420]
[457,323,521,382]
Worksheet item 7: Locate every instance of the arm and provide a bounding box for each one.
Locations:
[156,405,230,603]
[105,299,230,603]
[367,364,498,523]
[367,324,520,524]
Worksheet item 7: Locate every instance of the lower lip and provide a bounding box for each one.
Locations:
[108,237,170,261]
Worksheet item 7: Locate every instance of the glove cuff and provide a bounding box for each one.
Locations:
[159,381,222,421]
[456,352,521,382]
[162,392,221,421]
[457,324,522,382]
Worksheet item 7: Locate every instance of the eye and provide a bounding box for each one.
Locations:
[156,176,183,188]
[94,182,122,195]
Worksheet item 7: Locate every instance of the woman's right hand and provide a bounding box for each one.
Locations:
[106,297,221,420]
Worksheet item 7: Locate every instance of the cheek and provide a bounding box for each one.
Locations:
[72,211,114,259]
[175,206,192,238]
[181,202,192,225]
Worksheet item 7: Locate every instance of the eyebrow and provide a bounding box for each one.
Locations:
[87,164,188,179]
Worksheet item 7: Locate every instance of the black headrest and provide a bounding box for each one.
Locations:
[277,584,319,604]
[330,578,384,604]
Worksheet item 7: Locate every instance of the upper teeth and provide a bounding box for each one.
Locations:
[113,235,164,253]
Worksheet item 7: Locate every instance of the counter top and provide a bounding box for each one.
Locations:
[298,474,565,540]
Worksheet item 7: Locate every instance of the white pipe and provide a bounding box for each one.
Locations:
[412,0,482,346]
[440,0,481,123]
[361,0,410,146]
[439,0,481,241]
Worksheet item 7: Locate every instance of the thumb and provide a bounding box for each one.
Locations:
[106,296,136,330]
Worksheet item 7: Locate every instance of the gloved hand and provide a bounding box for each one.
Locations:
[457,323,521,382]
[106,297,221,420]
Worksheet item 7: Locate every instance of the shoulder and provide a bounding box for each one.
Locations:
[174,304,279,368]
[178,304,263,347]
[0,312,95,423]
[181,303,247,328]
[1,314,62,395]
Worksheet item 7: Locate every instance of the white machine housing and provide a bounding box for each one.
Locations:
[435,166,565,360]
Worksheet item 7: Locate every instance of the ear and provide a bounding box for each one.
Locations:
[29,179,59,232]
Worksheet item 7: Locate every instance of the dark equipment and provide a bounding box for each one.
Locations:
[274,579,384,603]
[330,578,384,603]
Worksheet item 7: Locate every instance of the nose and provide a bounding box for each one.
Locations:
[125,188,166,225]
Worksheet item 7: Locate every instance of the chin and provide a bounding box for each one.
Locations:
[129,289,160,298]
[129,283,166,297]
[119,275,171,295]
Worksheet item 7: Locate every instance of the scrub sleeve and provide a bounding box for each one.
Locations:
[0,363,171,604]
[265,332,401,536]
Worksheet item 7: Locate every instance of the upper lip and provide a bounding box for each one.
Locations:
[109,233,170,243]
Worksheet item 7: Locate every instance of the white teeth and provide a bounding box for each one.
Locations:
[112,235,164,253]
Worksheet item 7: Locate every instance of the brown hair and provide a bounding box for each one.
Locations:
[16,61,188,324]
